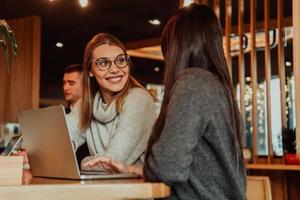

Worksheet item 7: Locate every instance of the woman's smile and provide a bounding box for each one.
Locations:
[105,75,123,83]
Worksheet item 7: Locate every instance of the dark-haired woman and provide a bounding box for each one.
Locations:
[82,4,246,200]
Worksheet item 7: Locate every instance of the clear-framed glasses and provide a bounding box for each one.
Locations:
[92,54,129,71]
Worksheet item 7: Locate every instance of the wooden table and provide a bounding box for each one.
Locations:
[0,171,170,200]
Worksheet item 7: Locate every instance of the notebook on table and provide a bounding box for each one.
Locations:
[17,105,139,180]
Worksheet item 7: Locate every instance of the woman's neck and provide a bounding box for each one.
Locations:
[101,91,114,104]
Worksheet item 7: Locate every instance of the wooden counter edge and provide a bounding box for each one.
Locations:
[246,164,300,171]
[0,181,171,200]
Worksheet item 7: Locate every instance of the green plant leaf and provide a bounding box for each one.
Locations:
[0,19,18,73]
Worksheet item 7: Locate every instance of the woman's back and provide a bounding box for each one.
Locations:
[144,68,246,200]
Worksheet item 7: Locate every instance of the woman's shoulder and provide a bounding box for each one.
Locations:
[126,87,154,103]
[121,87,156,113]
[175,68,220,90]
[178,68,218,83]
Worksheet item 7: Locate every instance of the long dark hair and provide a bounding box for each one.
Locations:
[146,4,243,159]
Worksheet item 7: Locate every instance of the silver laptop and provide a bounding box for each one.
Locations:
[18,105,139,180]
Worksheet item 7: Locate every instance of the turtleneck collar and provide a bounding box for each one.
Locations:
[93,92,118,123]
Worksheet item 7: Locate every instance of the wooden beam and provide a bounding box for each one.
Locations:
[124,37,161,50]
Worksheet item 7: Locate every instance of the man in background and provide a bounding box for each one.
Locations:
[63,64,83,113]
[63,64,89,166]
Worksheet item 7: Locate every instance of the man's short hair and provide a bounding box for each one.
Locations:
[64,64,83,74]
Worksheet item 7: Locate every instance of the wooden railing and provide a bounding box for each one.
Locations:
[181,0,295,164]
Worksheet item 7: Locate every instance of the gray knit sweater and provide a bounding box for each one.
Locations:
[144,68,246,200]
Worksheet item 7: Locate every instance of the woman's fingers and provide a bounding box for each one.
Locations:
[110,159,128,173]
[81,157,129,174]
[82,157,114,171]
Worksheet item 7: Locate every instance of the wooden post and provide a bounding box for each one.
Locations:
[278,0,287,130]
[238,0,246,147]
[264,0,273,163]
[250,0,258,163]
[225,0,232,78]
[293,0,300,153]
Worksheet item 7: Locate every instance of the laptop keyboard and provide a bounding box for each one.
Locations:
[80,170,114,175]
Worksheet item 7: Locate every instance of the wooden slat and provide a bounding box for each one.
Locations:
[264,0,273,163]
[31,18,41,109]
[196,0,209,5]
[213,0,220,19]
[278,0,287,130]
[231,17,292,34]
[225,0,232,78]
[293,0,300,153]
[238,0,246,147]
[250,0,258,163]
[0,48,8,121]
[179,0,184,8]
[278,0,287,164]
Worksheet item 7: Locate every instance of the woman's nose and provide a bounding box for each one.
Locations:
[108,62,120,73]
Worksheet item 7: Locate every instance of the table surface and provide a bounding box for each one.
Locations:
[0,171,171,200]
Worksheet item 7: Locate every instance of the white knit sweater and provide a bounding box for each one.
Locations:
[67,87,157,165]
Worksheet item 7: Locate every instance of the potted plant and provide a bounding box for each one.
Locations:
[282,127,300,164]
[0,19,18,73]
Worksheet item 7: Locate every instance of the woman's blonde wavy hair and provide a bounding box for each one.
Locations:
[80,33,157,131]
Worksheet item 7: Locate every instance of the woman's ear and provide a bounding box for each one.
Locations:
[89,71,93,77]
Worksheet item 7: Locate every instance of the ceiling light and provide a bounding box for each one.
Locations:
[285,61,292,67]
[56,42,63,48]
[79,0,88,8]
[148,19,161,26]
[154,67,160,72]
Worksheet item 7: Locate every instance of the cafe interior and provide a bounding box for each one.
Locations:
[0,0,300,199]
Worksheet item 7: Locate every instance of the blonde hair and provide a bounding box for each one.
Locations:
[80,33,157,131]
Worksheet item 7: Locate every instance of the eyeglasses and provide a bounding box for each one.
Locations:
[92,54,129,71]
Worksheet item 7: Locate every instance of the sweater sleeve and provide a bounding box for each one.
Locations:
[102,88,157,164]
[66,113,86,151]
[144,73,211,184]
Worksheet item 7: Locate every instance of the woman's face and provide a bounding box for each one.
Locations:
[90,44,129,102]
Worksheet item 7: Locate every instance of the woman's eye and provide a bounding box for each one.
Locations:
[116,57,126,64]
[98,60,110,66]
[116,58,124,64]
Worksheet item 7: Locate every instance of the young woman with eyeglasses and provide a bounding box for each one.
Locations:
[82,4,246,199]
[77,33,157,167]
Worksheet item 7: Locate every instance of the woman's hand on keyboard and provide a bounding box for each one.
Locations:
[81,156,129,173]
